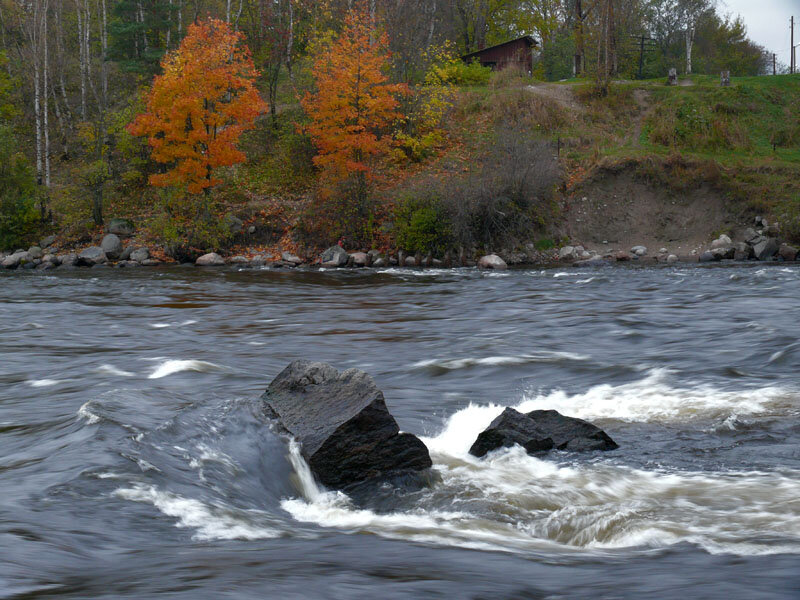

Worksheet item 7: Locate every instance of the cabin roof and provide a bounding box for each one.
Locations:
[461,36,539,60]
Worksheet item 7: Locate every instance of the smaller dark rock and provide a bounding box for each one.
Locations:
[525,410,618,452]
[469,408,554,458]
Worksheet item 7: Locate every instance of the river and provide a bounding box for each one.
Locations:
[1,264,799,598]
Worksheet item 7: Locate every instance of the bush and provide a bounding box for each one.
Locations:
[149,189,233,259]
[445,130,561,249]
[394,192,453,255]
[392,132,561,253]
[0,127,40,250]
[440,59,492,86]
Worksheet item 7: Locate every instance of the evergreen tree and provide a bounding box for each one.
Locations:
[109,0,178,75]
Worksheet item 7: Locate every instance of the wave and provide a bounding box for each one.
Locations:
[113,484,282,541]
[148,359,227,379]
[413,352,591,372]
[95,364,134,377]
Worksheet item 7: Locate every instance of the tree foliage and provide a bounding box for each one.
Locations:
[0,126,40,250]
[301,5,407,207]
[129,17,267,194]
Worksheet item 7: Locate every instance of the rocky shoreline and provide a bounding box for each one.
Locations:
[2,217,797,273]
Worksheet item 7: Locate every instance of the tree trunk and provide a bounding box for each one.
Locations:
[685,27,693,75]
[77,0,86,119]
[43,0,50,187]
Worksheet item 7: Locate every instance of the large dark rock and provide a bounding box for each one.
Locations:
[469,407,617,458]
[262,361,432,493]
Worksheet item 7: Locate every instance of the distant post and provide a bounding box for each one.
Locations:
[773,53,777,76]
[667,68,677,86]
[720,71,730,87]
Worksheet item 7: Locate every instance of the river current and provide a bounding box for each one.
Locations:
[1,264,799,598]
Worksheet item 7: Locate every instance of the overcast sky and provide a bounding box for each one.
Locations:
[718,0,797,67]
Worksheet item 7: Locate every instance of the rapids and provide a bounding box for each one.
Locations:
[1,264,799,598]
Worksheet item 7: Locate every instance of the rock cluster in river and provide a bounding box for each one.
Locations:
[260,361,618,498]
[262,361,433,494]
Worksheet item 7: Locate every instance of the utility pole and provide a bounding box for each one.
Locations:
[792,16,795,74]
[774,53,777,75]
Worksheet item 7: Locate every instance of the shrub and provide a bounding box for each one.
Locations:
[394,192,453,255]
[0,127,40,250]
[392,132,561,253]
[149,188,233,259]
[439,59,492,86]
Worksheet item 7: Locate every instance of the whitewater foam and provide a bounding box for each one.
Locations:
[96,364,134,377]
[148,359,226,379]
[515,368,793,423]
[114,484,281,541]
[27,379,61,388]
[413,351,590,372]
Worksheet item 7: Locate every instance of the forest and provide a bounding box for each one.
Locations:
[0,0,787,259]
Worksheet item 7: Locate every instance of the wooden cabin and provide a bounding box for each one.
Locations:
[461,36,539,73]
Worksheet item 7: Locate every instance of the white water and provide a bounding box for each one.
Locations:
[114,484,281,541]
[148,359,226,379]
[280,372,800,556]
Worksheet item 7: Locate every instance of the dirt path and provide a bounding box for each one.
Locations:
[628,89,654,148]
[525,83,583,112]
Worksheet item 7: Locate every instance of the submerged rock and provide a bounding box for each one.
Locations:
[469,407,617,458]
[262,361,432,494]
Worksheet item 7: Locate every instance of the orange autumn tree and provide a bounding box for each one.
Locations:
[302,5,407,227]
[129,18,267,195]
